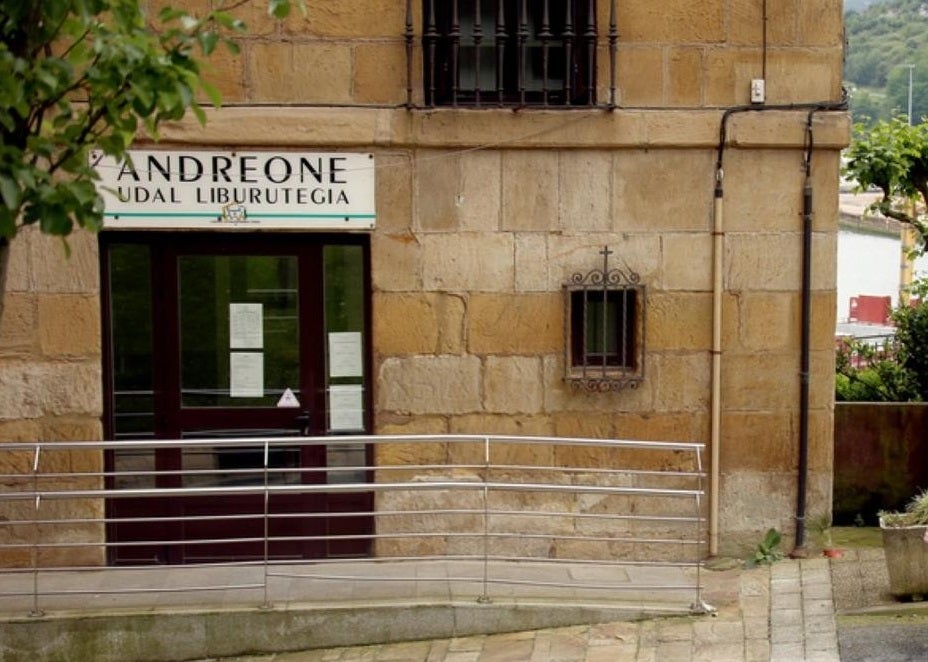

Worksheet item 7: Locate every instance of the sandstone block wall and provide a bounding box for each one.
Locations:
[363,119,843,555]
[0,1,848,566]
[373,439,705,563]
[180,0,843,109]
[0,229,105,567]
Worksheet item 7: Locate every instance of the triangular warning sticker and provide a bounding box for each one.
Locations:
[276,388,301,408]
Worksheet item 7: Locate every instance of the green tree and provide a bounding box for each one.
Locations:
[842,0,928,124]
[835,278,928,403]
[0,0,302,320]
[848,88,888,127]
[835,337,917,402]
[885,60,928,123]
[843,117,928,248]
[892,280,928,399]
[845,49,889,88]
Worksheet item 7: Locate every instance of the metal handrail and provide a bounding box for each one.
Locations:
[0,434,711,617]
[0,433,706,451]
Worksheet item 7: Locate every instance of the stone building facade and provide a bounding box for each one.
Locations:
[0,0,848,561]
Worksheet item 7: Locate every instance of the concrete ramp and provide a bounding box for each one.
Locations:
[0,560,705,661]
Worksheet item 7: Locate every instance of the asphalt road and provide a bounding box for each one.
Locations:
[838,613,928,661]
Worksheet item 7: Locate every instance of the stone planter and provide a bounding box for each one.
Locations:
[880,519,928,599]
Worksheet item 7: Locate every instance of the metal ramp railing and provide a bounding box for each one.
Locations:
[0,435,711,617]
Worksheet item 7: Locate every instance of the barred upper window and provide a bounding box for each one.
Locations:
[422,0,597,107]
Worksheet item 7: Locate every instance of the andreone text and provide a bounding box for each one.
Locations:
[92,150,376,230]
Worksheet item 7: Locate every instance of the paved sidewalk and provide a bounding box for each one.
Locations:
[205,558,840,661]
[831,546,928,661]
[830,547,893,613]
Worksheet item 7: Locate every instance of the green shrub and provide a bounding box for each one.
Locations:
[892,296,928,400]
[880,489,928,527]
[835,338,918,402]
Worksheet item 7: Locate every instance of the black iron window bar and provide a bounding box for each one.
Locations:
[564,246,645,392]
[409,0,617,108]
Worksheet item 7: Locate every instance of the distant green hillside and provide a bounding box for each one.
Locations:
[845,0,928,124]
[844,0,878,11]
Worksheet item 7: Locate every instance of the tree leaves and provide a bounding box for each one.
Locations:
[844,117,928,249]
[269,0,294,19]
[0,0,306,242]
[0,175,21,211]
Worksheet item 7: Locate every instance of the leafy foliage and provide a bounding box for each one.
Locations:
[844,0,879,11]
[835,280,928,402]
[745,528,783,568]
[844,118,928,248]
[808,512,834,548]
[844,0,928,125]
[0,0,303,243]
[891,280,928,399]
[880,488,928,527]
[843,119,928,406]
[835,337,917,402]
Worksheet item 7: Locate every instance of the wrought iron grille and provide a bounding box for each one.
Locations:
[564,246,645,391]
[411,0,616,108]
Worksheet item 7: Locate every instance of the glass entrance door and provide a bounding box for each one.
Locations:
[101,233,372,564]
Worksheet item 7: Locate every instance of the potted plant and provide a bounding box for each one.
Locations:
[809,513,843,559]
[880,488,928,599]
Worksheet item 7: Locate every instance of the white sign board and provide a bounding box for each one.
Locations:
[230,352,264,398]
[328,384,364,432]
[92,150,376,230]
[229,303,263,349]
[328,332,363,378]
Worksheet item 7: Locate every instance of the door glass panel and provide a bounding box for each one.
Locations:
[323,245,366,483]
[181,431,302,488]
[109,244,155,439]
[324,245,366,444]
[112,450,157,490]
[324,245,365,336]
[109,244,157,488]
[179,255,299,408]
[327,444,367,484]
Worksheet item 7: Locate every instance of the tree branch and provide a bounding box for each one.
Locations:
[874,194,928,250]
[45,97,122,176]
[874,196,914,224]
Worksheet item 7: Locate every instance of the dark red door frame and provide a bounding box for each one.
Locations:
[100,231,373,564]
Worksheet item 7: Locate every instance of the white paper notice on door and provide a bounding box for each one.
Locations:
[328,332,363,377]
[328,384,364,431]
[230,352,264,397]
[229,303,264,349]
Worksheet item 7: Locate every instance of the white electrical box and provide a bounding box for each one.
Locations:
[751,79,766,104]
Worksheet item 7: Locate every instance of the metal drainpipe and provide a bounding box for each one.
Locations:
[710,107,747,557]
[710,168,724,557]
[710,108,742,558]
[711,99,846,557]
[793,109,818,554]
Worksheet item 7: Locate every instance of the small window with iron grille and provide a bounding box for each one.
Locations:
[421,0,597,107]
[564,246,645,391]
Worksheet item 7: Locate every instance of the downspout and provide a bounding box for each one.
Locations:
[708,0,767,557]
[793,109,819,554]
[710,124,729,557]
[711,99,846,557]
[711,107,741,557]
